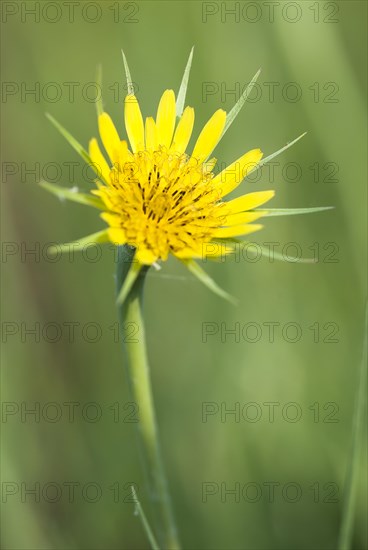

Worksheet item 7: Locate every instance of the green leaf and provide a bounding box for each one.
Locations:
[96,64,103,116]
[39,180,105,209]
[176,46,194,118]
[48,230,109,255]
[131,486,160,550]
[117,256,143,306]
[181,259,237,305]
[256,206,334,217]
[248,132,307,176]
[222,68,261,138]
[121,49,135,95]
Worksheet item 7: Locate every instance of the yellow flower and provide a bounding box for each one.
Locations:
[42,50,330,302]
[88,90,274,266]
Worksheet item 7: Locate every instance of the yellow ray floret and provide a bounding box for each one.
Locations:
[213,149,263,197]
[145,117,158,151]
[156,90,176,149]
[124,95,145,152]
[89,138,111,184]
[192,109,226,162]
[98,113,121,164]
[171,106,194,154]
[213,224,263,239]
[225,190,275,213]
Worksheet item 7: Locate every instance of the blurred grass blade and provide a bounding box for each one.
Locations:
[176,46,194,117]
[256,206,334,217]
[181,259,237,305]
[248,132,307,176]
[96,64,103,116]
[48,230,109,255]
[131,486,160,550]
[121,49,135,95]
[116,257,142,305]
[46,113,94,167]
[222,68,261,137]
[39,181,105,209]
[338,304,368,550]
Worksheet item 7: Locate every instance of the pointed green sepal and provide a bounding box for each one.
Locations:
[117,256,143,306]
[121,49,135,95]
[39,180,105,209]
[46,113,93,165]
[222,68,261,138]
[249,132,307,176]
[48,229,109,255]
[242,240,317,263]
[46,112,108,182]
[212,239,317,263]
[176,46,194,118]
[256,206,334,217]
[181,259,237,305]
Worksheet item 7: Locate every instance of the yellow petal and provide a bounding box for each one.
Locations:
[107,227,127,245]
[171,106,194,154]
[135,246,158,265]
[98,113,121,164]
[174,242,235,260]
[174,246,203,259]
[117,140,130,165]
[192,109,226,162]
[212,224,263,238]
[225,190,275,213]
[145,117,158,151]
[223,211,266,226]
[100,211,127,244]
[213,149,263,197]
[100,212,121,227]
[124,95,145,152]
[156,90,176,149]
[88,138,111,184]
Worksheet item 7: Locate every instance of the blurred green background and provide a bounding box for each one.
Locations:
[1,1,367,549]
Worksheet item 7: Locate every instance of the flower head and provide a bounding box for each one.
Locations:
[42,50,331,302]
[89,90,273,265]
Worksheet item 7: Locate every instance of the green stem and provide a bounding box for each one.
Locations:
[116,245,180,550]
